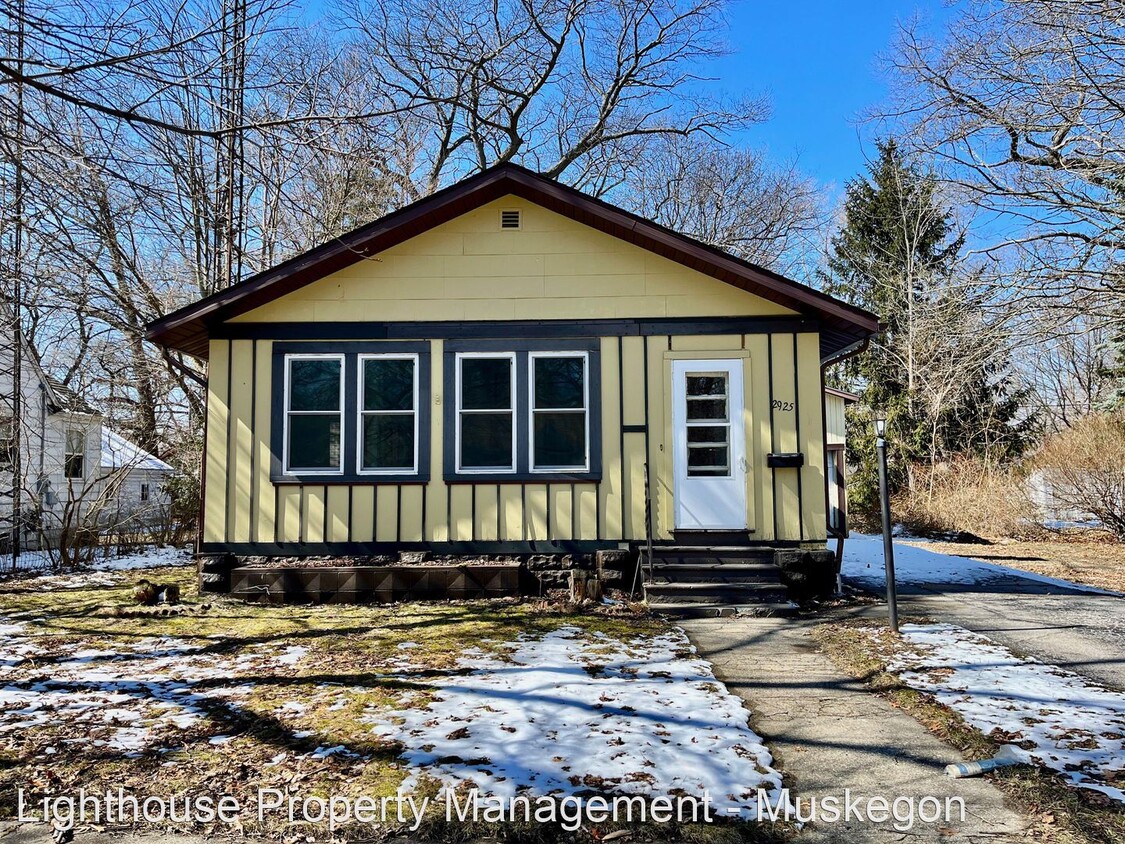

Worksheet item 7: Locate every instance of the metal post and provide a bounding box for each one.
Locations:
[875,420,899,634]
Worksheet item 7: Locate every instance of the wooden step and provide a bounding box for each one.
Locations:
[644,581,789,604]
[646,601,797,619]
[648,561,781,583]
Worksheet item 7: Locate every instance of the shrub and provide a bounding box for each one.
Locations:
[1032,413,1125,539]
[889,457,1043,540]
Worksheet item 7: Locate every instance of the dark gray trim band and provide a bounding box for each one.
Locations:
[214,316,817,342]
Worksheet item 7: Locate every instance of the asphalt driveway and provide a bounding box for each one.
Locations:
[840,562,1125,691]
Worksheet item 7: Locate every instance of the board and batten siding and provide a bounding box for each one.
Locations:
[202,195,828,551]
[826,392,847,447]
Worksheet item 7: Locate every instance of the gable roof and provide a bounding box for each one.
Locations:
[146,163,879,360]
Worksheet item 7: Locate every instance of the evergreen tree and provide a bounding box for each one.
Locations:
[822,141,1032,520]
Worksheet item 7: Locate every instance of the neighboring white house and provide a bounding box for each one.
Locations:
[1,325,174,552]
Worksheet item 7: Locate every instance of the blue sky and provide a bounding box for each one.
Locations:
[714,0,949,194]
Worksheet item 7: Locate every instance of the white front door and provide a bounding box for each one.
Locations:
[672,359,748,530]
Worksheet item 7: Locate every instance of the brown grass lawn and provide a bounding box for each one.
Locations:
[906,534,1125,593]
[0,566,785,843]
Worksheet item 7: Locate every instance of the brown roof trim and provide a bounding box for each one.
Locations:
[824,386,862,403]
[146,163,879,358]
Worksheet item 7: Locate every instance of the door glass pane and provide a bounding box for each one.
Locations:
[688,445,729,475]
[289,359,341,411]
[461,412,513,468]
[364,358,414,411]
[534,412,585,468]
[687,375,727,397]
[687,426,728,444]
[686,398,727,421]
[461,358,512,410]
[534,357,584,408]
[288,415,341,469]
[363,414,414,469]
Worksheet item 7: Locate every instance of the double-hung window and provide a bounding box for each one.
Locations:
[359,354,419,474]
[456,353,516,473]
[64,427,86,479]
[284,355,344,474]
[530,352,589,472]
[446,342,599,481]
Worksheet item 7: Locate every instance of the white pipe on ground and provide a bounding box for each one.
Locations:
[945,745,1022,778]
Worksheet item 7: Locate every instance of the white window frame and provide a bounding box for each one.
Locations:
[64,426,86,480]
[356,353,420,476]
[455,351,518,474]
[529,351,590,473]
[283,353,345,475]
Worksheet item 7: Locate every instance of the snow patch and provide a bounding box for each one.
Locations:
[364,626,784,818]
[839,533,1121,595]
[887,623,1125,802]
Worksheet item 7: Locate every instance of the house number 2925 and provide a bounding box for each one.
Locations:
[771,399,795,412]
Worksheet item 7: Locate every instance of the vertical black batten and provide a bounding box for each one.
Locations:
[792,333,804,541]
[322,485,329,542]
[642,335,651,538]
[347,486,354,543]
[520,484,527,540]
[768,335,778,542]
[495,485,502,541]
[373,485,380,541]
[396,486,402,542]
[570,483,577,539]
[445,484,452,541]
[421,485,428,542]
[249,340,258,544]
[470,485,477,541]
[595,483,602,541]
[617,336,627,539]
[224,341,235,544]
[273,486,280,545]
[298,485,306,545]
[540,481,549,542]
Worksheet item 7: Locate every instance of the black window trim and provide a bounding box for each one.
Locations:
[443,338,602,483]
[271,341,431,484]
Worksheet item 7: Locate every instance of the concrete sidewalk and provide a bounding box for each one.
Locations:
[682,616,1028,843]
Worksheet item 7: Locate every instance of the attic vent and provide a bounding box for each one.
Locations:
[500,209,522,230]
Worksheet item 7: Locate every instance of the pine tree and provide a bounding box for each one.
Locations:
[822,141,1032,520]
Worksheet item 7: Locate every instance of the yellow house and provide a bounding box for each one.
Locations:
[147,165,878,610]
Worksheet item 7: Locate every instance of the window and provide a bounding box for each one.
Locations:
[140,483,150,502]
[0,417,12,471]
[444,342,600,481]
[456,353,516,472]
[64,427,86,479]
[530,353,588,471]
[359,354,418,473]
[284,355,344,474]
[685,372,730,477]
[271,343,430,483]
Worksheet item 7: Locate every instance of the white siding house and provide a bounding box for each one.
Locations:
[1,328,174,552]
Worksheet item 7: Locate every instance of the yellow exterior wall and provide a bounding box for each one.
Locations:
[202,194,829,550]
[204,332,828,548]
[826,393,847,446]
[230,197,797,325]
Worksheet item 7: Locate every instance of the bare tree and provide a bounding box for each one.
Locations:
[344,0,767,194]
[625,136,825,274]
[884,0,1125,309]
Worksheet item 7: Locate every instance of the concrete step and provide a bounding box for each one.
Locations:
[644,581,789,604]
[647,601,797,619]
[648,561,781,583]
